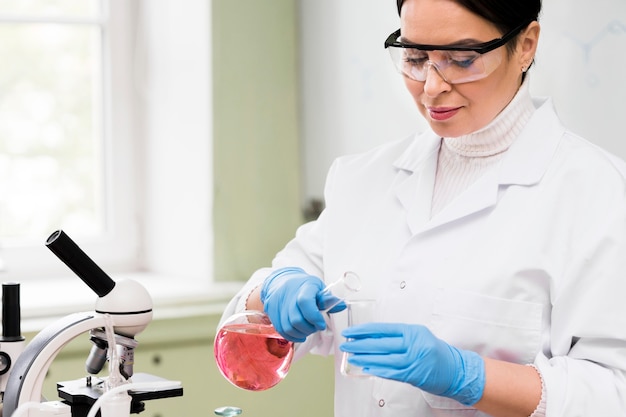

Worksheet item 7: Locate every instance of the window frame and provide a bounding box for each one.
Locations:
[0,0,225,319]
[0,0,140,280]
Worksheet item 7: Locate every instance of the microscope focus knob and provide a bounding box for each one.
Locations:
[0,351,11,375]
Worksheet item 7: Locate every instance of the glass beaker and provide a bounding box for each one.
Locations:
[317,271,362,312]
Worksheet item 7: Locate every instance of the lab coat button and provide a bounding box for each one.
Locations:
[378,399,385,407]
[399,281,406,289]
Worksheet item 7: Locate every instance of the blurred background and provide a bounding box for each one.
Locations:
[0,0,624,416]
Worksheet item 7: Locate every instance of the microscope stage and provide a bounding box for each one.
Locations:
[56,373,183,416]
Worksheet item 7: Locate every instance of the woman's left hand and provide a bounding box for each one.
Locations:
[340,322,485,406]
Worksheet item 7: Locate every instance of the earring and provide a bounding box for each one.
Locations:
[522,58,534,73]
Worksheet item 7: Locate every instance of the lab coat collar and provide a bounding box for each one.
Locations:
[499,96,565,185]
[391,131,441,233]
[391,96,566,235]
[393,129,442,172]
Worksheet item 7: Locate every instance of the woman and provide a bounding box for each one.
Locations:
[220,0,626,415]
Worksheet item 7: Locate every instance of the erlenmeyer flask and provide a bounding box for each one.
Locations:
[214,271,361,391]
[214,310,294,391]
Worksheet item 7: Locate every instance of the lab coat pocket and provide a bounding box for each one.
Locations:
[429,287,542,362]
[422,288,543,410]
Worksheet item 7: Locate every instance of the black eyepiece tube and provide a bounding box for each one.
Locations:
[46,230,116,298]
[2,282,22,339]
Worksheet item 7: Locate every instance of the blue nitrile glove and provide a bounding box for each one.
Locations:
[261,267,331,343]
[340,323,485,406]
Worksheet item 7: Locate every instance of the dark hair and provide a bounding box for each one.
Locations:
[396,0,541,53]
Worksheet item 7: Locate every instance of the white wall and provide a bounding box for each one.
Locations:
[299,0,626,201]
[531,0,626,157]
[298,0,425,201]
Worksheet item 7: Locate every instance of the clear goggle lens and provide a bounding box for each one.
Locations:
[387,46,503,84]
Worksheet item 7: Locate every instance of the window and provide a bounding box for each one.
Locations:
[0,0,140,282]
[0,0,223,315]
[0,1,105,242]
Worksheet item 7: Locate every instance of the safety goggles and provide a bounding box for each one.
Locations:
[384,21,530,84]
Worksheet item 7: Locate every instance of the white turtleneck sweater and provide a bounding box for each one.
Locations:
[431,78,536,217]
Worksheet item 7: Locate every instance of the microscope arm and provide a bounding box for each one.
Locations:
[2,312,106,416]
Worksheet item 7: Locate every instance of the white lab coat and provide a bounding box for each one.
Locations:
[222,96,626,416]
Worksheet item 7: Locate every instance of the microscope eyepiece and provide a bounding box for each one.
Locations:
[45,230,116,298]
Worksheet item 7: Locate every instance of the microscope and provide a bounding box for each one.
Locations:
[0,230,183,417]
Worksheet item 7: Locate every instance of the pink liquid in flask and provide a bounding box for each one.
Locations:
[214,313,294,391]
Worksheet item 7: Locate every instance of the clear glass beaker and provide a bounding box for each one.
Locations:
[316,271,362,312]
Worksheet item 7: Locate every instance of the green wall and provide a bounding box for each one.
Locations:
[210,4,336,415]
[212,0,303,282]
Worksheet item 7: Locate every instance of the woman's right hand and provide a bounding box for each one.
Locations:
[260,267,327,342]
